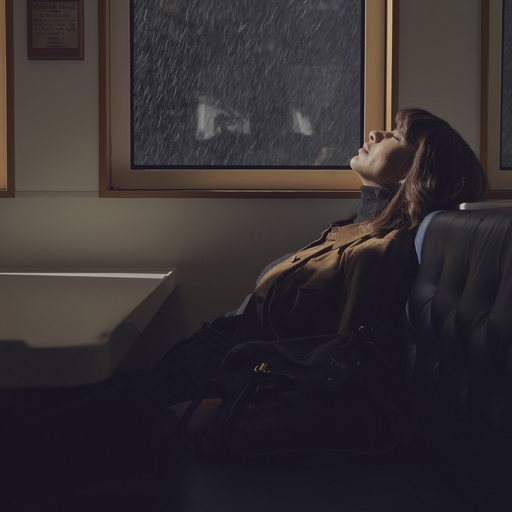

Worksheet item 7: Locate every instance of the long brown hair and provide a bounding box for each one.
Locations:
[367,108,488,236]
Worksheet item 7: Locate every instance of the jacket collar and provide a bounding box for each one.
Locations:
[332,222,373,249]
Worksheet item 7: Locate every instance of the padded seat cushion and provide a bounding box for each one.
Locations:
[406,208,512,454]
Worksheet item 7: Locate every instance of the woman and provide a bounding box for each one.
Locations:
[153,108,487,391]
[11,108,488,494]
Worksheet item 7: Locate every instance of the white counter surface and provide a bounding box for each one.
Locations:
[0,270,176,387]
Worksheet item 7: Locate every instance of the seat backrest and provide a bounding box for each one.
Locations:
[406,207,512,454]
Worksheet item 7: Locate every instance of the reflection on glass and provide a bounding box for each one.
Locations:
[196,96,251,141]
[131,0,362,168]
[291,108,313,136]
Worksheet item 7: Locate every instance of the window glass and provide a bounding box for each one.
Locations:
[501,0,512,169]
[131,0,362,169]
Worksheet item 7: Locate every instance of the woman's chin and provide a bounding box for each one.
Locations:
[349,156,359,171]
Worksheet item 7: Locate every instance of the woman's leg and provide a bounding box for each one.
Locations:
[11,318,238,492]
[154,316,240,401]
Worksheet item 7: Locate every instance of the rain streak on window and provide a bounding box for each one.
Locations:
[131,0,362,169]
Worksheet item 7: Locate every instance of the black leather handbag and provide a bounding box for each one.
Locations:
[181,328,410,460]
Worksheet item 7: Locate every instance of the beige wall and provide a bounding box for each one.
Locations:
[0,0,482,351]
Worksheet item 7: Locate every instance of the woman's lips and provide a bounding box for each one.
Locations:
[359,144,369,154]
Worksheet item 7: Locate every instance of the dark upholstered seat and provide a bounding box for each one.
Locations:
[407,208,512,448]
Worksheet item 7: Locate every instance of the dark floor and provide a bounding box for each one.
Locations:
[3,441,478,512]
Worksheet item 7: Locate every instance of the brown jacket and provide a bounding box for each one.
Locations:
[237,220,418,352]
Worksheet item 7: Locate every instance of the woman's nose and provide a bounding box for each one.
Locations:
[369,130,383,142]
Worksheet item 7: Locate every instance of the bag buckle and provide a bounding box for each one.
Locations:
[254,362,270,374]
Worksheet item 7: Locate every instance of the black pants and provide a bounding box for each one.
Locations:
[4,316,239,494]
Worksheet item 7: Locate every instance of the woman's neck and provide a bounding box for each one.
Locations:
[353,185,394,223]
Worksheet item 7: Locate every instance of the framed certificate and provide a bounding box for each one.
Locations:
[27,0,83,60]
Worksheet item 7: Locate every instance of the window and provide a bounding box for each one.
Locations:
[0,0,12,197]
[481,0,512,195]
[100,0,397,197]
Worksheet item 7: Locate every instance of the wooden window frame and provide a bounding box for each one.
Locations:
[481,0,512,197]
[0,0,13,198]
[99,0,398,198]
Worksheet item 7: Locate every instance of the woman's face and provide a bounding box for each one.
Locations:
[350,129,413,188]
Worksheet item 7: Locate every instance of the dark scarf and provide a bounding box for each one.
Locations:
[353,186,395,223]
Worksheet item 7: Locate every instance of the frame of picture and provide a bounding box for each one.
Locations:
[27,0,83,60]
